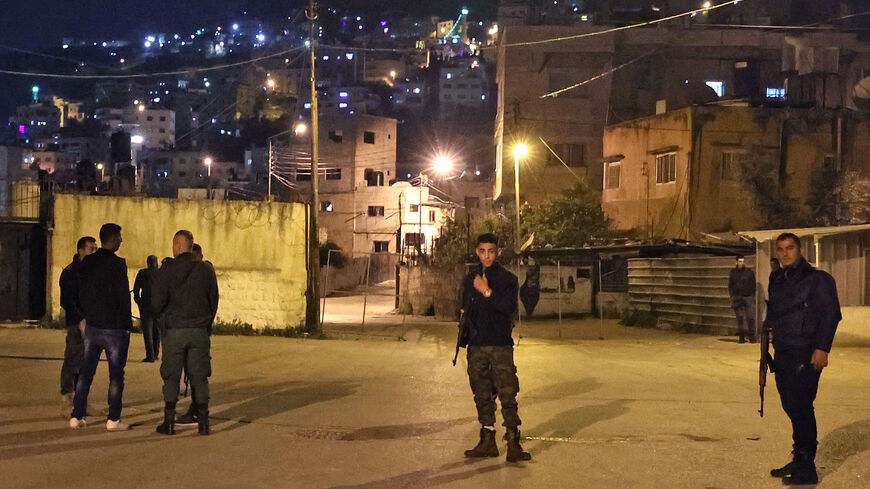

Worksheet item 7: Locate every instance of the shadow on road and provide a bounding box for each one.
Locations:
[325,459,511,489]
[818,418,870,477]
[340,417,476,441]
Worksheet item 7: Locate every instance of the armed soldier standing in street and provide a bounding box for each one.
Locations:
[729,255,757,343]
[766,233,841,485]
[152,230,219,436]
[460,233,531,463]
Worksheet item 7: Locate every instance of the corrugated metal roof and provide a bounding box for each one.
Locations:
[738,223,870,241]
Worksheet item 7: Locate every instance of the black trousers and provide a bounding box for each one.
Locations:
[60,325,84,395]
[774,349,821,460]
[161,328,211,407]
[141,311,161,360]
[467,346,522,428]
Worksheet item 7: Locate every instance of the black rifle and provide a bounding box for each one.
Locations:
[758,300,776,417]
[453,264,482,366]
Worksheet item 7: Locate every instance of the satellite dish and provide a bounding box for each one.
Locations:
[853,77,870,111]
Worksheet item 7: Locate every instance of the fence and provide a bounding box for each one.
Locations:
[321,251,403,329]
[628,255,751,334]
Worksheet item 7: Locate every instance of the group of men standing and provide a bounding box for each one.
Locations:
[55,227,841,482]
[58,224,219,436]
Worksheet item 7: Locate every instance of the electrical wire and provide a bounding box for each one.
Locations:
[0,46,306,79]
[500,0,745,48]
[539,51,656,98]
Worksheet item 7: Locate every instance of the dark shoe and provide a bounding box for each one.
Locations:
[141,357,155,363]
[738,335,746,344]
[505,428,531,462]
[175,406,198,426]
[770,461,794,478]
[782,468,818,485]
[156,403,176,435]
[464,428,498,458]
[197,404,210,436]
[156,421,175,435]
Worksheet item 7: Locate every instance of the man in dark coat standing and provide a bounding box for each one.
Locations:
[70,223,133,431]
[729,255,757,343]
[767,233,841,485]
[59,236,97,415]
[133,255,160,362]
[152,230,219,436]
[461,233,531,463]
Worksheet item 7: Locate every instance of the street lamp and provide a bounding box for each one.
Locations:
[294,122,307,136]
[266,78,276,89]
[433,155,452,175]
[97,163,104,181]
[389,70,397,80]
[204,156,213,177]
[513,143,528,253]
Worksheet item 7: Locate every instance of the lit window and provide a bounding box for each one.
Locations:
[446,73,452,79]
[766,87,785,99]
[705,80,725,97]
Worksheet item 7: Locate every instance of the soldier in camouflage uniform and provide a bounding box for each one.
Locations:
[461,233,531,463]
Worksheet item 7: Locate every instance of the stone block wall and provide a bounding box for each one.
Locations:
[50,194,308,328]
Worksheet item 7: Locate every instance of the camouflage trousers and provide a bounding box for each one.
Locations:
[467,345,522,428]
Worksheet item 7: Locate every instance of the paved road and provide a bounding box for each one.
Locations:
[1,322,868,488]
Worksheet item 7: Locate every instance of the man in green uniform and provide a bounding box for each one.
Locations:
[152,230,219,436]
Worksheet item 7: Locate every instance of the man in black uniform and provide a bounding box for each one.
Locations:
[462,233,531,463]
[728,255,757,343]
[59,236,97,415]
[133,255,160,362]
[152,230,219,436]
[767,233,841,485]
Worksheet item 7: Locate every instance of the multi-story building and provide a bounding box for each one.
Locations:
[122,107,176,149]
[494,24,870,206]
[31,151,76,173]
[10,103,61,140]
[601,105,870,240]
[439,57,490,115]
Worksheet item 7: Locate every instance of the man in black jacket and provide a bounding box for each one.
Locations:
[728,255,757,343]
[59,236,97,415]
[461,233,530,463]
[767,233,841,485]
[152,230,219,436]
[70,223,132,431]
[133,255,160,362]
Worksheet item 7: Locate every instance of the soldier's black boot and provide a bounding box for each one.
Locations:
[197,404,210,436]
[175,401,199,426]
[738,334,746,344]
[770,448,794,477]
[464,427,498,458]
[782,448,818,485]
[156,402,176,435]
[505,427,531,463]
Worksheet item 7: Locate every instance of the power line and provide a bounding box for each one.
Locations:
[500,0,745,48]
[0,46,306,79]
[540,51,655,98]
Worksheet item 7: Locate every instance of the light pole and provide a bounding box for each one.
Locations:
[204,156,213,177]
[97,163,104,181]
[513,144,528,254]
[266,122,307,201]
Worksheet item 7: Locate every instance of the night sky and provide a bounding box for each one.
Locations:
[0,0,498,48]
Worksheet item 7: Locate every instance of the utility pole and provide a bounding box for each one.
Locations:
[306,0,321,331]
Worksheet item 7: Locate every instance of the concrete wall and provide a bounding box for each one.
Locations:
[49,194,308,328]
[518,264,593,317]
[398,265,464,319]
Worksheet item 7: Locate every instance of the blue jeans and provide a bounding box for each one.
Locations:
[72,327,130,421]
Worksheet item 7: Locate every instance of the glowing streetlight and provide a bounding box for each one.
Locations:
[513,143,529,254]
[294,122,307,136]
[204,156,213,177]
[138,104,145,112]
[389,70,397,80]
[96,163,104,180]
[266,78,276,89]
[433,156,453,175]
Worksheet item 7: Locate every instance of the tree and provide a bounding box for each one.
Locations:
[521,183,610,247]
[809,167,870,226]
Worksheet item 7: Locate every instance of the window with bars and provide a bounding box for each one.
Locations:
[546,143,586,167]
[655,153,676,184]
[367,205,385,217]
[605,162,621,189]
[374,241,390,252]
[325,168,342,180]
[720,151,744,181]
